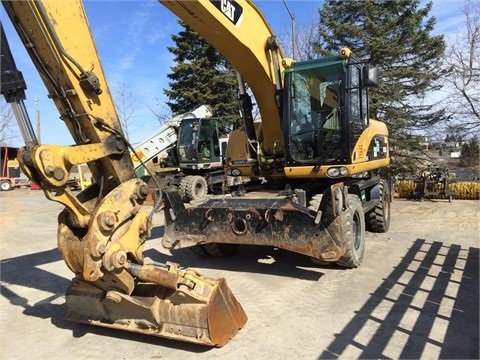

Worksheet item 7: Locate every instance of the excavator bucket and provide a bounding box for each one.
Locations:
[64,262,247,347]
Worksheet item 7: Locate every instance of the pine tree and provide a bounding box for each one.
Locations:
[164,21,239,131]
[315,0,446,174]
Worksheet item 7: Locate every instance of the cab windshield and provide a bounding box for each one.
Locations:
[177,118,220,163]
[286,59,345,164]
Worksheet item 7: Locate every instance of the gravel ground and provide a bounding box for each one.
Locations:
[1,188,478,359]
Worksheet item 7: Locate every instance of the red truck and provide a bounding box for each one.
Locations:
[0,147,30,191]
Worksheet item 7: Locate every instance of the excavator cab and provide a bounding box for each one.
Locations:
[283,51,381,168]
[176,117,223,166]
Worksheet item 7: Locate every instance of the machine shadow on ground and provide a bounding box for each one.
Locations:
[0,248,214,353]
[147,225,326,281]
[1,248,68,320]
[317,238,480,359]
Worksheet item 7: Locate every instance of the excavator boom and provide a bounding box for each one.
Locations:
[1,0,246,347]
[160,0,284,156]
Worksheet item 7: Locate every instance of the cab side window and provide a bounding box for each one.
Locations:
[350,66,362,123]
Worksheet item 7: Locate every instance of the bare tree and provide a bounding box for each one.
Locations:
[147,101,173,127]
[277,5,319,61]
[443,0,480,137]
[0,99,20,146]
[112,80,139,142]
[293,12,319,61]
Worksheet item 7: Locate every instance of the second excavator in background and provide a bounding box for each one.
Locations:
[132,105,233,204]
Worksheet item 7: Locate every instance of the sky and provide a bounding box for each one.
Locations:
[1,0,466,148]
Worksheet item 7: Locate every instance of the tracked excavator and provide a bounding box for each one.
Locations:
[160,0,392,264]
[1,0,246,347]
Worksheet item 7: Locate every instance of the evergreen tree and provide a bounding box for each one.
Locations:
[164,21,239,132]
[315,0,446,174]
[460,139,480,167]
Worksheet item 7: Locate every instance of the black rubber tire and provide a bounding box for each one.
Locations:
[307,194,322,214]
[178,176,190,202]
[366,179,391,233]
[308,193,332,266]
[203,243,239,257]
[184,175,208,202]
[188,245,208,256]
[0,180,12,191]
[189,243,239,257]
[336,195,365,268]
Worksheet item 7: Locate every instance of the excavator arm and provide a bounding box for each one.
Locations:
[1,0,246,347]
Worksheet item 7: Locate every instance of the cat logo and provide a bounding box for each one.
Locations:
[211,0,243,26]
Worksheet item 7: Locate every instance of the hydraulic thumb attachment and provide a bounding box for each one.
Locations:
[65,260,247,347]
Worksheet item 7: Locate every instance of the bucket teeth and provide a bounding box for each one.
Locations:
[64,265,247,347]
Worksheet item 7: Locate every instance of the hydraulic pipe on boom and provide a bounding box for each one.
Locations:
[1,0,246,347]
[0,23,38,147]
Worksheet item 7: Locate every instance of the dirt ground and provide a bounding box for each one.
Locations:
[0,188,478,359]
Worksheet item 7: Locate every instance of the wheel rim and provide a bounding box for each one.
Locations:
[353,211,362,250]
[195,182,204,196]
[384,192,390,223]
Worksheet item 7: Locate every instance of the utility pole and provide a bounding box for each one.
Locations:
[282,0,296,60]
[34,96,40,144]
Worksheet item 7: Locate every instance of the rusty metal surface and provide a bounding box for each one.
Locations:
[57,179,148,288]
[163,195,347,262]
[126,262,183,291]
[56,178,247,346]
[65,266,248,347]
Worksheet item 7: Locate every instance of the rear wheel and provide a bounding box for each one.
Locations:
[0,180,12,191]
[203,243,239,257]
[336,195,365,268]
[188,244,208,256]
[184,175,208,202]
[189,243,239,257]
[366,179,391,233]
[178,176,189,201]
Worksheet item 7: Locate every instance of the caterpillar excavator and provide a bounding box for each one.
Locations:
[160,0,392,265]
[1,0,246,347]
[1,0,391,349]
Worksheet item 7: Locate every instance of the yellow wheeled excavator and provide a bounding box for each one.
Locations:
[159,0,392,265]
[1,0,392,349]
[1,0,246,347]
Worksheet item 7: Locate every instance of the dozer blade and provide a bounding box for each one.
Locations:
[64,262,247,347]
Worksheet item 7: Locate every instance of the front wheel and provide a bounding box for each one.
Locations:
[179,175,208,202]
[336,195,365,268]
[308,193,333,266]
